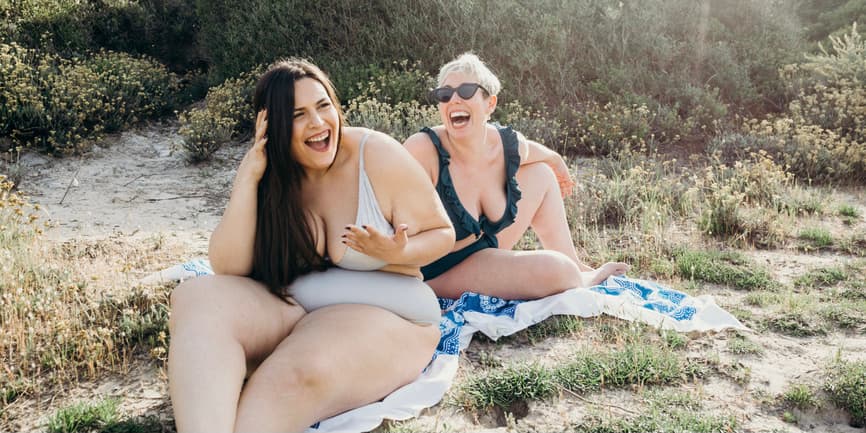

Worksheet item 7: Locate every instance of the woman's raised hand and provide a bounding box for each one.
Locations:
[236,110,269,185]
[549,157,575,198]
[342,224,409,264]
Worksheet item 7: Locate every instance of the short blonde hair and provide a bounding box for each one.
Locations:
[437,52,501,97]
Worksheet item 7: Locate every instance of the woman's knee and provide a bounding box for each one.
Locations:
[530,251,581,291]
[247,349,339,400]
[516,162,557,191]
[168,276,215,333]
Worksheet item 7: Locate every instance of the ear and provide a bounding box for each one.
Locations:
[486,94,498,118]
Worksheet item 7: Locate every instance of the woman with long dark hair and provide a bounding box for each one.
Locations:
[168,59,454,432]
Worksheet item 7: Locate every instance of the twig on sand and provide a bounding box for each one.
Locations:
[145,194,209,202]
[123,173,152,187]
[58,162,82,205]
[559,386,638,415]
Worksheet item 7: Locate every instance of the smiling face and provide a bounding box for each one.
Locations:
[291,77,341,172]
[438,71,497,141]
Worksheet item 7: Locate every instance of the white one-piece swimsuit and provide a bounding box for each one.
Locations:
[287,131,441,325]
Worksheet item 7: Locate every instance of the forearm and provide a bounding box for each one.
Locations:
[391,227,456,266]
[208,179,259,275]
[524,139,562,166]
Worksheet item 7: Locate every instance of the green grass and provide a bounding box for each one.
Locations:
[511,315,583,344]
[643,389,703,411]
[554,345,696,394]
[765,312,827,337]
[824,360,866,428]
[727,334,764,356]
[100,416,168,433]
[459,363,556,412]
[460,342,701,413]
[46,399,120,433]
[794,267,848,289]
[660,329,688,350]
[838,204,860,219]
[782,383,819,410]
[818,302,866,330]
[840,232,866,257]
[46,405,169,433]
[576,409,738,433]
[744,291,783,307]
[798,227,834,249]
[674,249,775,290]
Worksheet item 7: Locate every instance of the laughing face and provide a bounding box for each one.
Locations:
[291,77,341,171]
[438,71,497,141]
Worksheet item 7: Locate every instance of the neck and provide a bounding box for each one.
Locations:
[446,123,491,162]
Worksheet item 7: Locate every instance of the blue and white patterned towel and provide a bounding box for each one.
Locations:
[143,260,746,433]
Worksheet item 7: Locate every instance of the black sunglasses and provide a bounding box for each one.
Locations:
[429,83,489,103]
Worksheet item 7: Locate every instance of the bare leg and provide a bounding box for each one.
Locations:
[426,248,583,299]
[427,247,631,299]
[168,275,305,432]
[234,304,440,432]
[496,162,592,270]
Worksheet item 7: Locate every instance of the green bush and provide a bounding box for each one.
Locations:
[177,67,260,161]
[344,98,439,143]
[824,359,866,427]
[1,0,203,72]
[350,60,435,105]
[693,151,792,245]
[193,0,805,128]
[0,43,181,153]
[798,0,866,42]
[494,101,566,153]
[577,153,692,229]
[734,24,866,185]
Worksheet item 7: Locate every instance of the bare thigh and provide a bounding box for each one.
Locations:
[169,274,306,367]
[235,304,441,431]
[496,161,556,249]
[425,247,580,300]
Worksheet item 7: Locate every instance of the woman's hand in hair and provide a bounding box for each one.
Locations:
[236,110,269,186]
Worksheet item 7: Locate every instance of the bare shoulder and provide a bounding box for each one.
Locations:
[403,128,439,166]
[361,128,422,173]
[513,128,530,161]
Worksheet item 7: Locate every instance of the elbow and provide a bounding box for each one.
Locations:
[441,224,456,251]
[208,250,252,277]
[434,225,456,259]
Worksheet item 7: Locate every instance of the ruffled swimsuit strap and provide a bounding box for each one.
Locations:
[420,127,481,240]
[481,124,523,234]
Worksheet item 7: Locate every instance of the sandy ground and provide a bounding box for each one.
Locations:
[17,121,236,250]
[8,121,866,432]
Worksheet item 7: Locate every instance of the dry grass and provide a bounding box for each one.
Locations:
[3,149,866,432]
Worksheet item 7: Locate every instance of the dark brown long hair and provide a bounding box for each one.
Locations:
[250,59,344,297]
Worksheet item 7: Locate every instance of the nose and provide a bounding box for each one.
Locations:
[309,110,324,127]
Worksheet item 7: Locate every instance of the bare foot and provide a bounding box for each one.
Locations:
[583,262,630,286]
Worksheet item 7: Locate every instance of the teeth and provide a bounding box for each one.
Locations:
[307,131,329,142]
[450,111,470,120]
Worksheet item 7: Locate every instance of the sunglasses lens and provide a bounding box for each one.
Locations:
[431,88,455,103]
[456,83,481,99]
[431,83,485,103]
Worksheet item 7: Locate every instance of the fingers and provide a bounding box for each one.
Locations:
[341,224,376,250]
[556,171,575,198]
[341,224,408,256]
[254,110,268,150]
[395,224,409,246]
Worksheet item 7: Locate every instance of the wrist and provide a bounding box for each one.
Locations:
[232,175,260,193]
